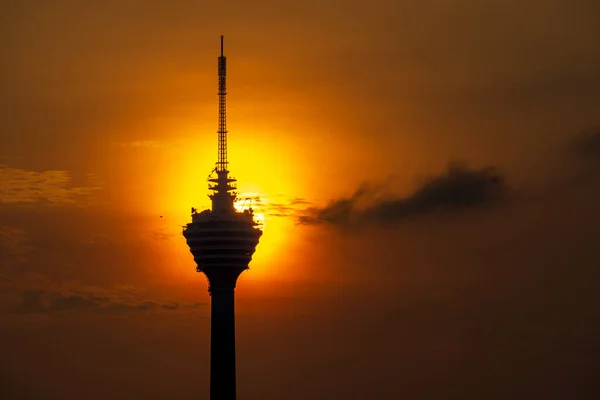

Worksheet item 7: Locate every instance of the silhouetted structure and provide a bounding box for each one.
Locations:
[183,36,262,400]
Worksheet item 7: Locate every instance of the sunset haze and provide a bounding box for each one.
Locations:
[2,1,600,399]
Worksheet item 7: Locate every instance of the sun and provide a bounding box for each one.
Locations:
[234,192,266,230]
[253,212,265,229]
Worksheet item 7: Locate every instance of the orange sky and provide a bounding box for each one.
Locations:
[2,1,600,399]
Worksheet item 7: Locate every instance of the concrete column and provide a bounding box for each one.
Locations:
[210,288,236,400]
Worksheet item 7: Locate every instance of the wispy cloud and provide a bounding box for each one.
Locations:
[0,167,101,205]
[0,225,32,265]
[234,193,313,219]
[8,281,205,315]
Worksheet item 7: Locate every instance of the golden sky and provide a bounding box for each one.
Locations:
[2,1,600,399]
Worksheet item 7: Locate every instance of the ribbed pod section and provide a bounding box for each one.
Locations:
[183,217,262,290]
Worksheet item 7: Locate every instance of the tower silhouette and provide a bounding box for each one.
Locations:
[183,36,262,400]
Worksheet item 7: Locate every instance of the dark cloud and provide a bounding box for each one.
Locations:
[299,162,507,228]
[552,130,600,189]
[571,130,600,161]
[12,290,48,314]
[241,194,314,219]
[161,301,180,310]
[135,300,159,311]
[265,202,303,218]
[150,228,176,241]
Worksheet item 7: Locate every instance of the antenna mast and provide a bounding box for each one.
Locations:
[208,36,236,214]
[217,35,227,172]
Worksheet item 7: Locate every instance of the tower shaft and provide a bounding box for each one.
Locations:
[217,35,227,172]
[210,288,237,400]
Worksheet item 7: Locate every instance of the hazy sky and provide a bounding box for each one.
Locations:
[2,1,600,399]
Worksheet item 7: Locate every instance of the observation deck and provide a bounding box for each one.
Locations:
[183,209,262,291]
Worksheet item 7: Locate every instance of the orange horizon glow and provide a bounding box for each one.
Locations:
[27,34,421,291]
[115,132,314,286]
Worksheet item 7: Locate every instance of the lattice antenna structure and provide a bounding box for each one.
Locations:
[206,35,237,214]
[217,35,227,172]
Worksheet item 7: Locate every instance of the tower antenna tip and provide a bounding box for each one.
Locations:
[220,35,224,56]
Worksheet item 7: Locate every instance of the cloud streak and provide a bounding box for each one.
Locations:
[0,225,32,266]
[10,287,205,315]
[233,194,313,219]
[2,275,205,315]
[299,162,508,228]
[0,167,101,205]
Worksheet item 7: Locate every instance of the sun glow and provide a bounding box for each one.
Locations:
[234,192,265,230]
[120,126,311,285]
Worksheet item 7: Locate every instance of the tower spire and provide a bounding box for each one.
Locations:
[208,36,237,213]
[217,35,227,172]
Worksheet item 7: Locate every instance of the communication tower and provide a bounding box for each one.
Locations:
[182,36,262,400]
